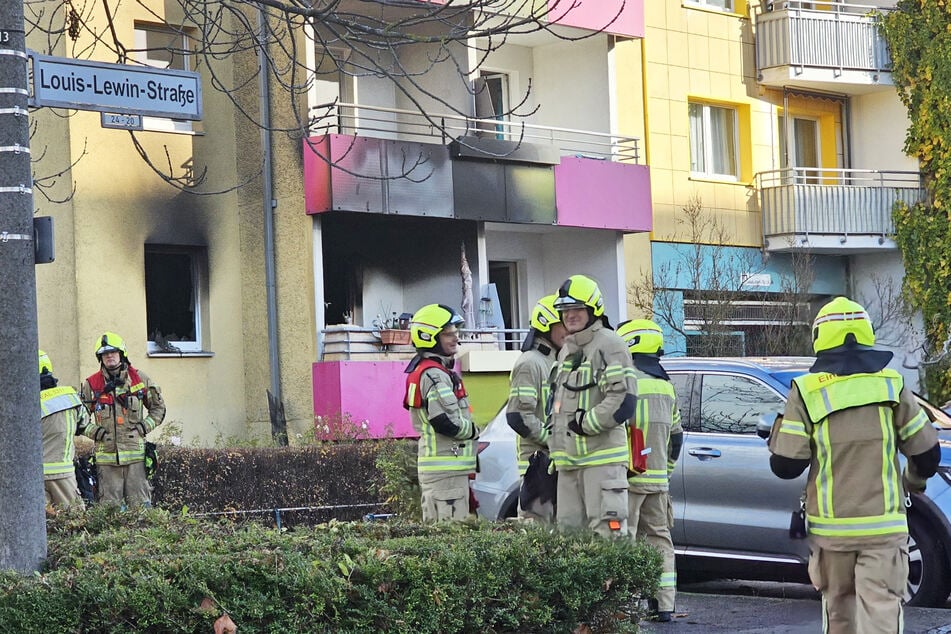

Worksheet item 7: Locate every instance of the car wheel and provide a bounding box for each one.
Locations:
[905,512,951,607]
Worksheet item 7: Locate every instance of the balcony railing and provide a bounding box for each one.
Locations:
[320,326,530,361]
[756,167,924,251]
[756,1,892,83]
[308,102,640,163]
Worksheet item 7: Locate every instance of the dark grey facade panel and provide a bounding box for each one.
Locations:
[384,141,453,218]
[452,161,507,222]
[505,165,556,224]
[451,160,556,225]
[449,135,561,165]
[331,136,385,213]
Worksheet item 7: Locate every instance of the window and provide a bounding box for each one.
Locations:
[134,24,191,71]
[778,115,821,180]
[145,245,207,354]
[699,373,785,434]
[133,23,198,134]
[689,102,739,180]
[475,71,510,140]
[685,0,734,11]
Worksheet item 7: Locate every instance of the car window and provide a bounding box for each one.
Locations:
[668,372,691,402]
[699,373,784,434]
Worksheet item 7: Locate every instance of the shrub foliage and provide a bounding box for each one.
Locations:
[151,443,387,522]
[0,507,660,633]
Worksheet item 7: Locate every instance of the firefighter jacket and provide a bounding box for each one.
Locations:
[549,320,637,472]
[81,365,166,466]
[40,385,88,480]
[506,340,557,475]
[627,369,683,493]
[771,369,938,550]
[404,352,478,484]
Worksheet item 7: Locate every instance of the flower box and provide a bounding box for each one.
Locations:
[380,329,412,346]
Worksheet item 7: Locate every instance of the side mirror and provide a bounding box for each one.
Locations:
[757,412,779,440]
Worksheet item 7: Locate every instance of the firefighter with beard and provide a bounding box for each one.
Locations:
[81,332,166,507]
[769,297,939,634]
[549,275,636,538]
[506,294,568,522]
[403,304,479,522]
[616,319,683,622]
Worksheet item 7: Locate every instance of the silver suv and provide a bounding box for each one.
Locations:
[471,356,951,607]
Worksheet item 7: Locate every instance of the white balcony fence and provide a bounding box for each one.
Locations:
[308,101,640,163]
[320,326,530,361]
[757,167,924,242]
[756,1,893,76]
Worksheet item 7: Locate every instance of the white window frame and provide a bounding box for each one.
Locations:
[684,0,735,12]
[133,23,198,135]
[475,70,513,141]
[689,102,740,181]
[145,245,208,355]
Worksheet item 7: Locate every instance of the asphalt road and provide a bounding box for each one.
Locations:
[637,580,951,633]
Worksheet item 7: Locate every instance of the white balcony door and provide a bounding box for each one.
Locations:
[780,115,821,184]
[475,71,510,140]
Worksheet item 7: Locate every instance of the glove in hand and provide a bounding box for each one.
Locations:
[567,410,589,436]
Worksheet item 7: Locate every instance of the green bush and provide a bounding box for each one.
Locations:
[374,438,422,521]
[0,507,660,633]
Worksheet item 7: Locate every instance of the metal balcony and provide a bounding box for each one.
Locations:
[755,1,894,94]
[757,168,924,253]
[308,102,640,164]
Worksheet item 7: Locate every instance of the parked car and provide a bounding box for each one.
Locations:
[470,356,951,607]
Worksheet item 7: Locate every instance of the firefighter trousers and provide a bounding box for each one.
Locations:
[555,463,629,538]
[808,541,907,634]
[97,461,151,507]
[419,474,470,522]
[44,474,84,509]
[629,490,676,612]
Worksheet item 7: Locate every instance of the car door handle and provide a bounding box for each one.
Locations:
[687,448,722,459]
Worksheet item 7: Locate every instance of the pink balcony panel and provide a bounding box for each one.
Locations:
[554,157,652,232]
[313,360,419,440]
[303,136,333,214]
[547,0,644,39]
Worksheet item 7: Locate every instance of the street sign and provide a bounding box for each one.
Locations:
[29,53,202,121]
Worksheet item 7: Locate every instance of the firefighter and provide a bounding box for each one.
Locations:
[506,294,568,522]
[81,332,166,508]
[549,275,636,538]
[616,319,683,622]
[403,304,478,522]
[39,350,88,509]
[768,297,939,634]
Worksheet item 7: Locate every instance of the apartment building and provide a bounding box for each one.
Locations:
[29,1,651,443]
[636,0,921,384]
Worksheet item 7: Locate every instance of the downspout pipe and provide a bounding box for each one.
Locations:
[258,9,286,444]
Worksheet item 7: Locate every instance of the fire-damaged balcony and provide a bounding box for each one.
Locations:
[757,167,924,253]
[303,103,651,233]
[755,1,894,94]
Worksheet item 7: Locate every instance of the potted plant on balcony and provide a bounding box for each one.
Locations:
[377,311,413,346]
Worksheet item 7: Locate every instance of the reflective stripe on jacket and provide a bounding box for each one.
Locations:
[774,369,938,548]
[506,343,556,475]
[40,386,86,478]
[81,366,165,466]
[406,353,478,483]
[628,374,682,492]
[549,321,636,471]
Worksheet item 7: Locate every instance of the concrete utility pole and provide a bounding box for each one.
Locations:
[0,1,47,572]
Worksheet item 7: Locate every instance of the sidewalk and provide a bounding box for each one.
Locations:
[638,591,951,633]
